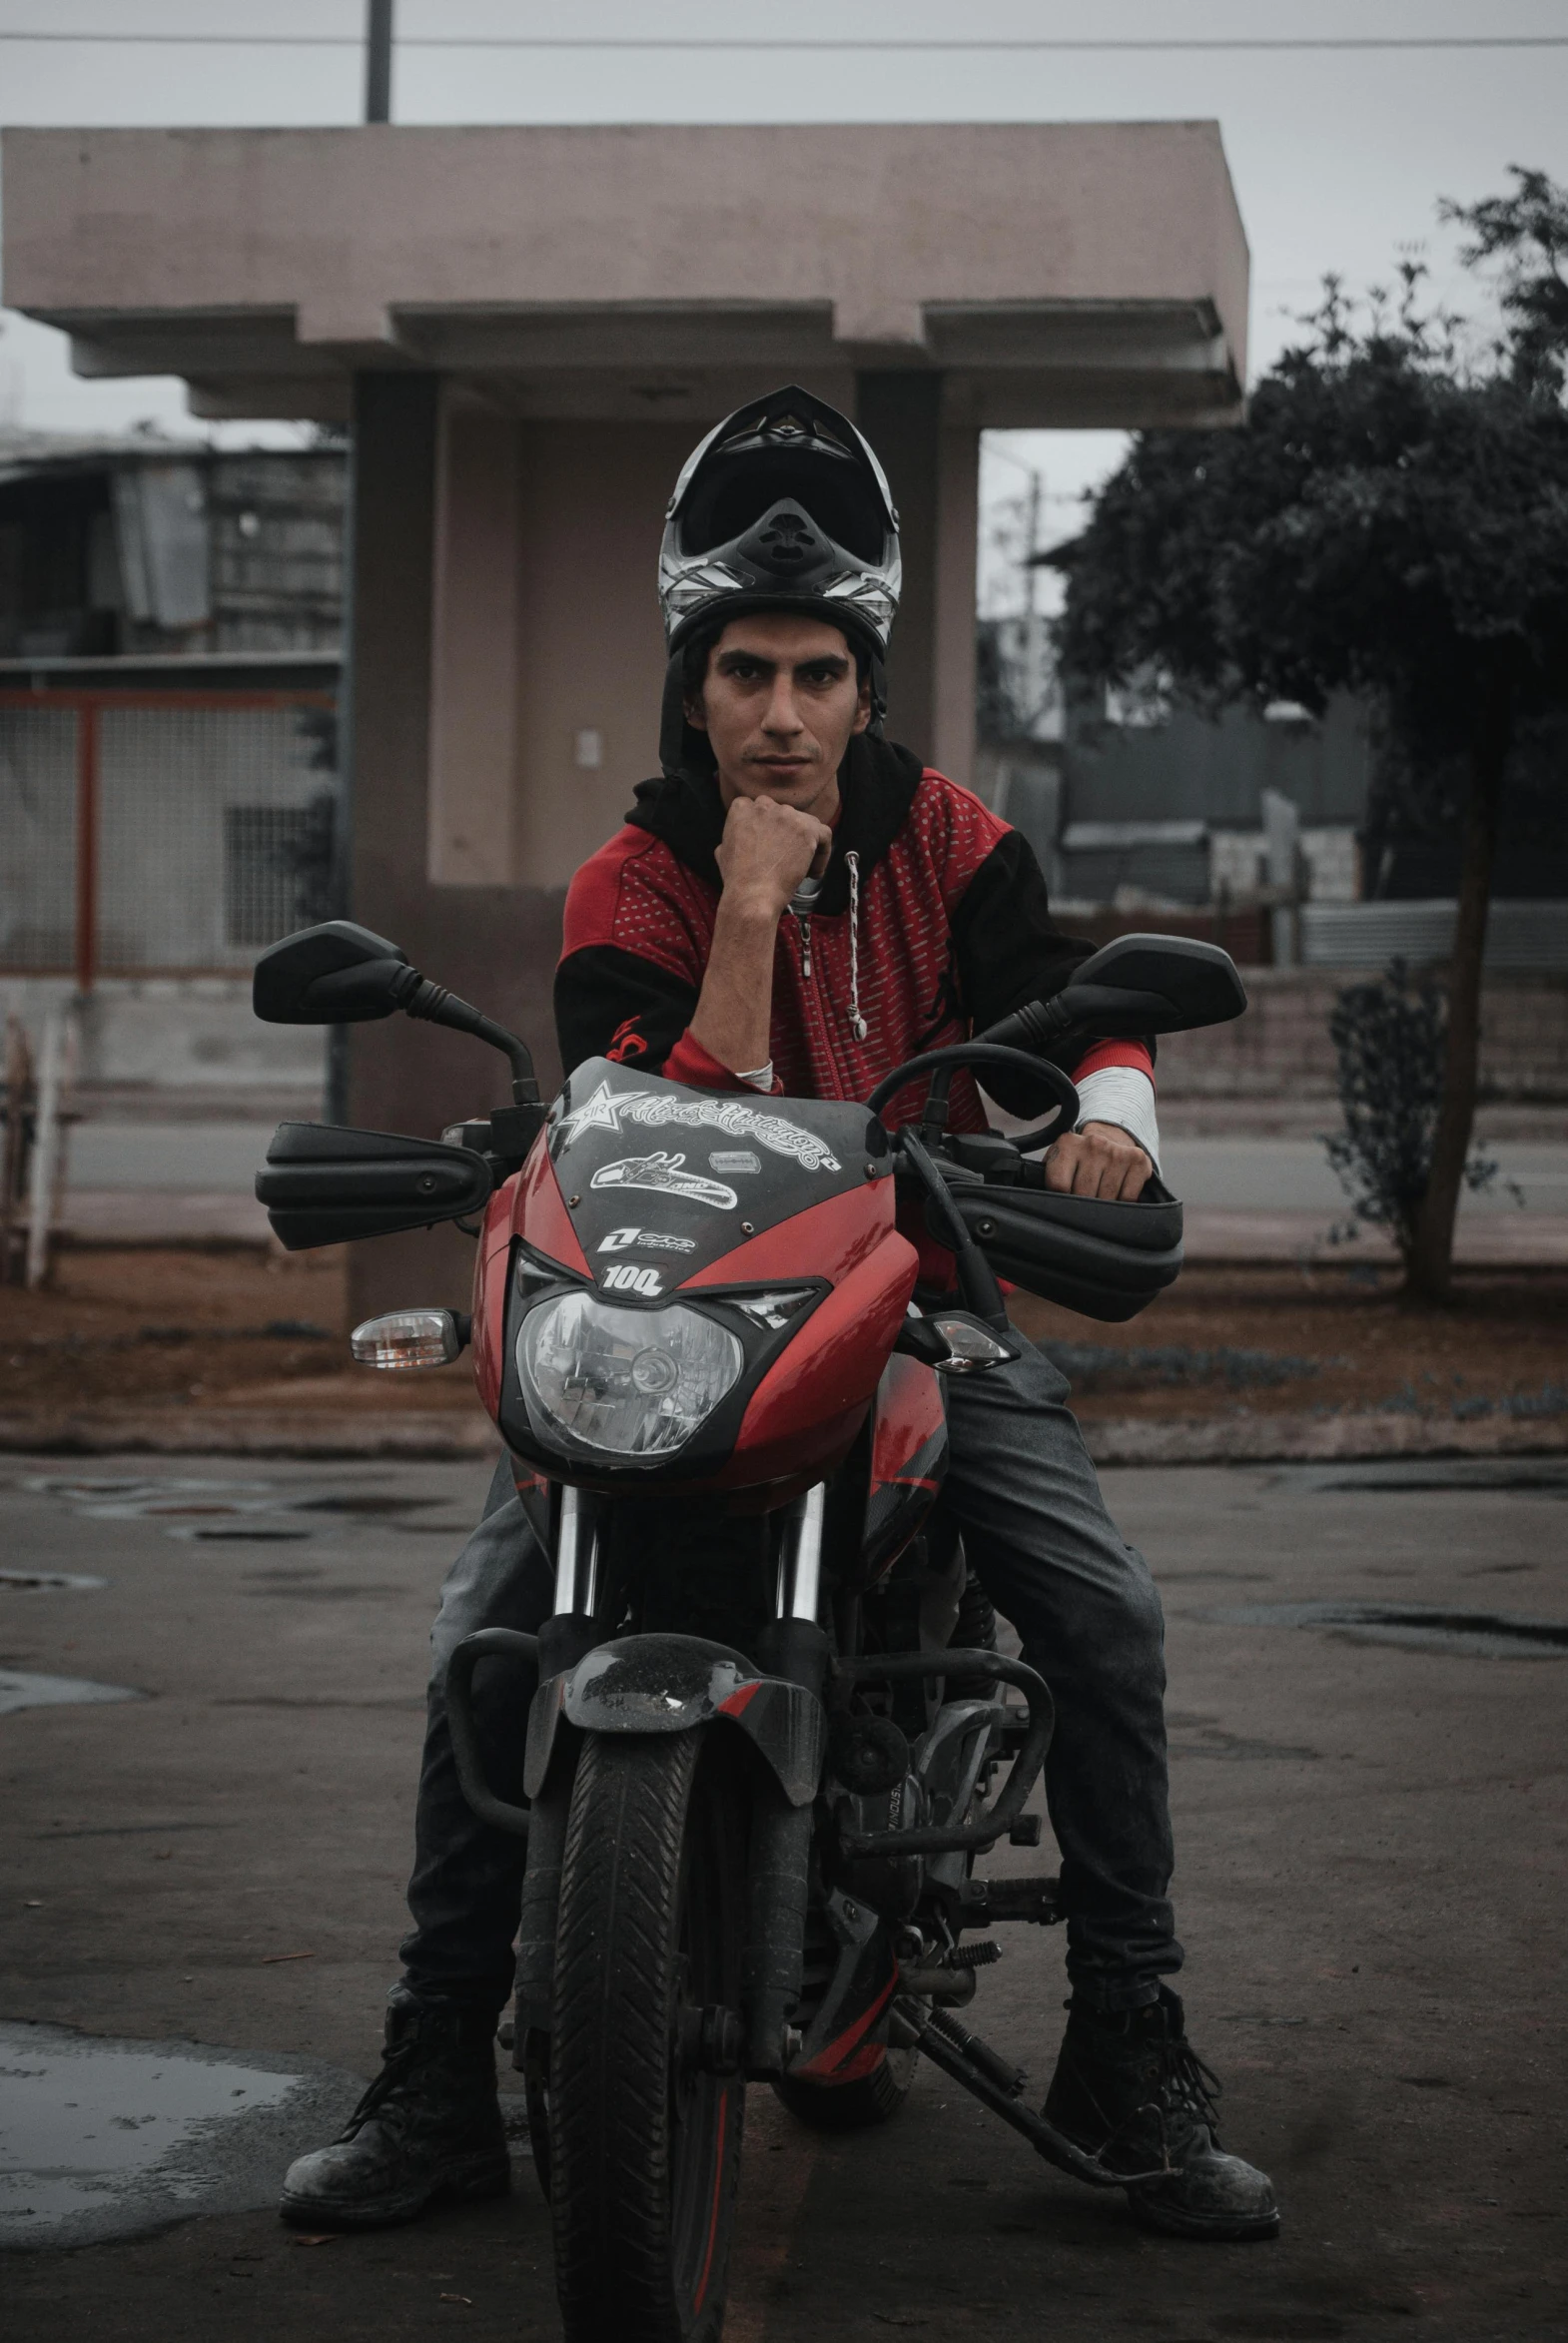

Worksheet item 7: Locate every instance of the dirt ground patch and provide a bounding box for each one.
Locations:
[0,1248,471,1418]
[1011,1262,1568,1426]
[2,1246,1565,1434]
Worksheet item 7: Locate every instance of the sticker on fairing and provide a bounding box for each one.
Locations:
[601,1261,664,1297]
[590,1153,737,1210]
[558,1081,841,1172]
[598,1225,698,1255]
[708,1150,762,1174]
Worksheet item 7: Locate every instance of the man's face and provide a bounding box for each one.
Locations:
[684,612,872,814]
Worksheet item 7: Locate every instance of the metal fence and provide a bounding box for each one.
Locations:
[1300,900,1568,972]
[0,688,338,983]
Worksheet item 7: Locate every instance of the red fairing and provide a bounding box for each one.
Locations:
[872,1352,947,1488]
[509,1130,592,1273]
[470,1168,522,1421]
[859,1351,948,1580]
[694,1197,920,1492]
[683,1176,895,1295]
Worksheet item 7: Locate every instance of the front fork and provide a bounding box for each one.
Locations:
[514,1481,833,2077]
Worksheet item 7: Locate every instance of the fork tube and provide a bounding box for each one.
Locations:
[752,1481,829,2075]
[553,1486,600,1617]
[539,1487,603,1678]
[777,1483,826,1622]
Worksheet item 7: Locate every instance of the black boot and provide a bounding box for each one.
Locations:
[1043,1986,1279,2241]
[280,1988,510,2230]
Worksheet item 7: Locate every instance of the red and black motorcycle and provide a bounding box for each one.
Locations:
[254,921,1244,2343]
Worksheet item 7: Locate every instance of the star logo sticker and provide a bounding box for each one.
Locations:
[555,1081,629,1146]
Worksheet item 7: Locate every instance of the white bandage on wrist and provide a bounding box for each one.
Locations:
[1073,1066,1161,1172]
[736,1060,775,1093]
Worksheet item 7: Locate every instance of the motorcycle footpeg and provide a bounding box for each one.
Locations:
[958,1874,1062,1927]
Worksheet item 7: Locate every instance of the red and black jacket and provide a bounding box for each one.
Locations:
[555,734,1149,1135]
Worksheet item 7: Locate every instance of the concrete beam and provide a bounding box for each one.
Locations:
[3,122,1247,423]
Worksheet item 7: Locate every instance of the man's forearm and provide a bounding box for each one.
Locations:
[686,895,778,1078]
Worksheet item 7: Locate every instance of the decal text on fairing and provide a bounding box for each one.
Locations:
[602,1262,664,1296]
[557,1081,841,1172]
[598,1226,697,1255]
[590,1154,737,1210]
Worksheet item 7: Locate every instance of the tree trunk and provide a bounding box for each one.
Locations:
[1404,679,1511,1300]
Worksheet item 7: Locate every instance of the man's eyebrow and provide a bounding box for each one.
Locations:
[713,647,850,674]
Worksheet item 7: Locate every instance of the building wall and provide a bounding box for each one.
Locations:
[1063,693,1372,833]
[511,419,692,888]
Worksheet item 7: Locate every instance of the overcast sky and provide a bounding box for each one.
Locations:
[2,0,1564,609]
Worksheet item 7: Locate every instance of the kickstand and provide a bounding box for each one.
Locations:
[891,1997,1168,2190]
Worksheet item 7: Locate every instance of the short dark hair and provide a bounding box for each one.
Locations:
[678,612,870,703]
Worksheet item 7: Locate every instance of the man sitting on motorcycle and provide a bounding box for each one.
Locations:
[282,388,1278,2244]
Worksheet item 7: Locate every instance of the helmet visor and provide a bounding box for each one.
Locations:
[678,438,888,564]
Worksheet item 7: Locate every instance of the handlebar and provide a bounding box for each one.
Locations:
[865,1043,1080,1132]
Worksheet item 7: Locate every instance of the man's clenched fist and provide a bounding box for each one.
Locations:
[1045,1123,1153,1201]
[714,793,834,922]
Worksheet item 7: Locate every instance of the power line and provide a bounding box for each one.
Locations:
[1,29,1566,52]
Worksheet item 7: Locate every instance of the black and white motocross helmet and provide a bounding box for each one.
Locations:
[657,385,902,661]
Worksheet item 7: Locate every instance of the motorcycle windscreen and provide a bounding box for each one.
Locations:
[542,1058,892,1290]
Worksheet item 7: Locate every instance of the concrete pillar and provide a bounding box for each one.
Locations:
[343,372,558,1326]
[427,388,520,886]
[854,373,977,791]
[342,397,687,1324]
[855,373,940,764]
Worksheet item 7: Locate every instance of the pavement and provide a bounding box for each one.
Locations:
[41,1121,1568,1262]
[1,1452,1564,2340]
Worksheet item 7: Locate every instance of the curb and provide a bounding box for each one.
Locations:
[0,1410,501,1460]
[1,1408,1563,1466]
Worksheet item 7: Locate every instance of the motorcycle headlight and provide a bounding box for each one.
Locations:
[516,1289,745,1460]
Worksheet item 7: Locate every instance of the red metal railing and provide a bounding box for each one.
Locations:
[0,687,336,987]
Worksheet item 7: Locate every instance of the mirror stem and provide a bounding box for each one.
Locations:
[394,971,542,1106]
[980,994,1072,1057]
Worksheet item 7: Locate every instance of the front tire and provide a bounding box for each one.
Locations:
[549,1731,746,2343]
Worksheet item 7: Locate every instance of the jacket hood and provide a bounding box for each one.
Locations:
[628,723,925,918]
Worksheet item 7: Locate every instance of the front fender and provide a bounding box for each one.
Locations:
[524,1631,826,1808]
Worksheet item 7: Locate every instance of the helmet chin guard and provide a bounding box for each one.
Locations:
[658,385,902,661]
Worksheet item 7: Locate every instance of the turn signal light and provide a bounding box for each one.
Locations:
[350,1308,468,1369]
[931,1316,1016,1374]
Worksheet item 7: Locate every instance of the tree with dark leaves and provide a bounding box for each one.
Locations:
[1053,174,1568,1300]
[1324,961,1503,1271]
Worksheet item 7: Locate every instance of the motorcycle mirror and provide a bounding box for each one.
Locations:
[1052,934,1247,1038]
[252,921,415,1027]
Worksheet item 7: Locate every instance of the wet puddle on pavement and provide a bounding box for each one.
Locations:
[1201,1599,1568,1658]
[0,1671,143,1716]
[18,1475,451,1542]
[0,2021,361,2249]
[0,1570,107,1591]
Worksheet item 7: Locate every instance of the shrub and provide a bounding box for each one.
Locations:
[1324,961,1504,1275]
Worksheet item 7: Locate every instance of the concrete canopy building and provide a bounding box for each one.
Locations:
[3,119,1247,1311]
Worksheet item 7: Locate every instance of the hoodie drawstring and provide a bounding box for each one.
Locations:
[845,850,868,1041]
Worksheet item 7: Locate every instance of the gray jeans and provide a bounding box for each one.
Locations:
[401,1340,1180,2015]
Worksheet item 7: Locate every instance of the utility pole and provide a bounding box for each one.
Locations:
[365,0,393,124]
[1025,468,1042,619]
[330,4,393,1127]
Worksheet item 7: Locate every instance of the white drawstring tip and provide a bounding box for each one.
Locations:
[851,1015,868,1041]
